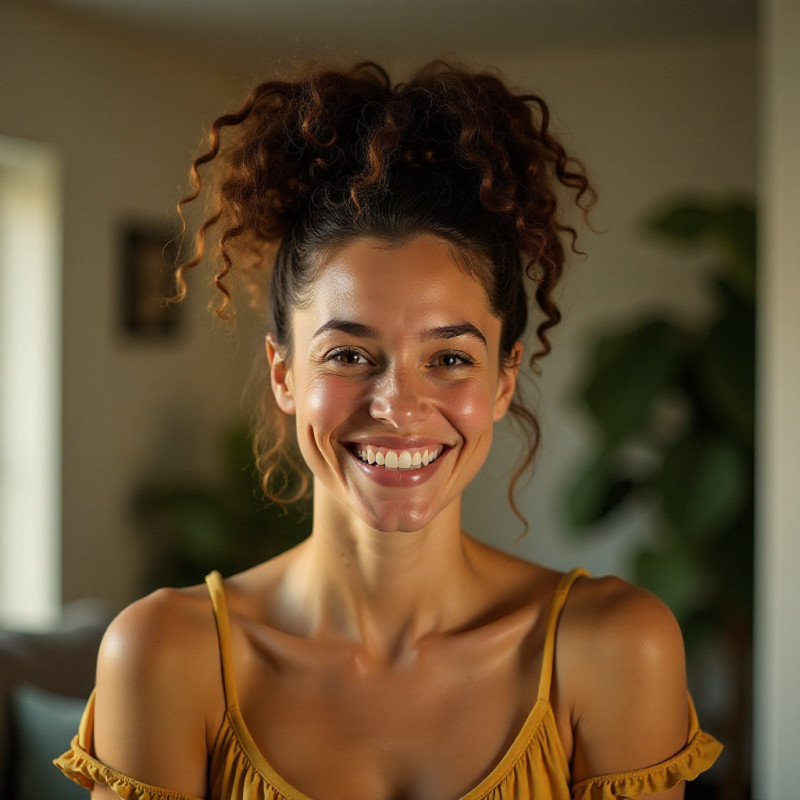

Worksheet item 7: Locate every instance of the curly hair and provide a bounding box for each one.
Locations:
[175,60,595,525]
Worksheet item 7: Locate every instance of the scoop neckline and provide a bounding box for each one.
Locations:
[220,695,557,800]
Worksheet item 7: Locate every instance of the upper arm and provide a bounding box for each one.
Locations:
[565,578,689,798]
[91,588,218,798]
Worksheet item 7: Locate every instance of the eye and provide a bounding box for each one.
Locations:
[325,347,371,366]
[430,351,475,369]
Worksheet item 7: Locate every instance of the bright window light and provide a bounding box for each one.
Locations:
[0,136,62,629]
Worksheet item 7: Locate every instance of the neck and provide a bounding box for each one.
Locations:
[281,483,483,661]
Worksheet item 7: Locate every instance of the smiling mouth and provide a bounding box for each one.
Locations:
[349,444,445,471]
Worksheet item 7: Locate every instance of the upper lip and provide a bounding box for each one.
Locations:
[345,436,450,449]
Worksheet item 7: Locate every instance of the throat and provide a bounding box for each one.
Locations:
[282,518,478,657]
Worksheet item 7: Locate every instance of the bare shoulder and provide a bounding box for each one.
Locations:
[93,584,222,796]
[98,583,217,674]
[564,573,686,665]
[558,574,690,784]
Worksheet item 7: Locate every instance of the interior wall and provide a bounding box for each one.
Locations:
[0,3,756,610]
[0,3,253,607]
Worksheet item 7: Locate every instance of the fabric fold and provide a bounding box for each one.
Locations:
[570,727,724,800]
[53,736,204,800]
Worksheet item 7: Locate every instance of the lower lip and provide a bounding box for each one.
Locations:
[346,447,449,487]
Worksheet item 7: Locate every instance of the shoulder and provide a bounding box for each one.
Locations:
[92,584,222,795]
[564,573,685,667]
[101,582,214,655]
[97,583,221,699]
[557,574,690,781]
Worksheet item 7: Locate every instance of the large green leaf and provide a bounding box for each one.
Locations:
[646,198,756,302]
[659,434,749,542]
[634,544,704,623]
[563,450,637,529]
[582,320,688,442]
[646,202,716,240]
[694,299,755,443]
[714,202,757,295]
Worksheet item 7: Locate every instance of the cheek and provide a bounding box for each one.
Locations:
[445,381,496,437]
[302,376,364,439]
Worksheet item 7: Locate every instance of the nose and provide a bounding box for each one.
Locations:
[368,364,431,428]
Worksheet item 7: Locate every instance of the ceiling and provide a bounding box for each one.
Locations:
[33,0,756,71]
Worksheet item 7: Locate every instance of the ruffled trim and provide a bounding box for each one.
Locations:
[53,737,204,800]
[570,728,723,800]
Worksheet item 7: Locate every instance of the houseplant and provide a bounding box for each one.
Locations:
[133,423,311,592]
[564,197,755,798]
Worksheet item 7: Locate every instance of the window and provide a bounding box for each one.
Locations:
[0,136,62,628]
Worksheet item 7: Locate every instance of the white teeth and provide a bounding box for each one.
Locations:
[354,446,443,470]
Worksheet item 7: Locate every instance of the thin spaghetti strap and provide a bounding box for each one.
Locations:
[537,568,590,703]
[205,571,240,711]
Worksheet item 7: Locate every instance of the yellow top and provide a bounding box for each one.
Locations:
[54,568,722,800]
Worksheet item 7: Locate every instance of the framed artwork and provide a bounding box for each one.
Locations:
[120,223,181,337]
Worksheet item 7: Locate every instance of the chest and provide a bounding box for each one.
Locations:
[231,634,544,800]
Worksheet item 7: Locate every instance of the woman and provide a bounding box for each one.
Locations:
[56,61,722,799]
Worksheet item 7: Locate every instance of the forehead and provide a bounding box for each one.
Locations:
[301,235,496,328]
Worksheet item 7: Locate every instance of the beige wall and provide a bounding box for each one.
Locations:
[0,3,252,606]
[0,4,756,609]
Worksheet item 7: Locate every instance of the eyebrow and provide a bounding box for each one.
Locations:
[426,323,488,347]
[312,319,487,347]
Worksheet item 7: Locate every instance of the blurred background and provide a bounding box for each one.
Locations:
[0,0,797,798]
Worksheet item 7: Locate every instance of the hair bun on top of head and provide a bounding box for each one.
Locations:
[175,60,594,324]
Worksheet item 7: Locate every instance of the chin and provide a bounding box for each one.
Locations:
[355,496,449,534]
[368,518,430,534]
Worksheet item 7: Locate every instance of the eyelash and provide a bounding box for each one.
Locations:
[326,347,371,366]
[431,351,475,369]
[324,347,475,370]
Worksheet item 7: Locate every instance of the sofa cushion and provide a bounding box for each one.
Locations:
[0,599,114,798]
[9,685,87,800]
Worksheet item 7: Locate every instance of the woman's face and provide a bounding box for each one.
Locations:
[268,235,520,533]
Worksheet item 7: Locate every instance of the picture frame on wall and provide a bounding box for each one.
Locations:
[120,223,181,338]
